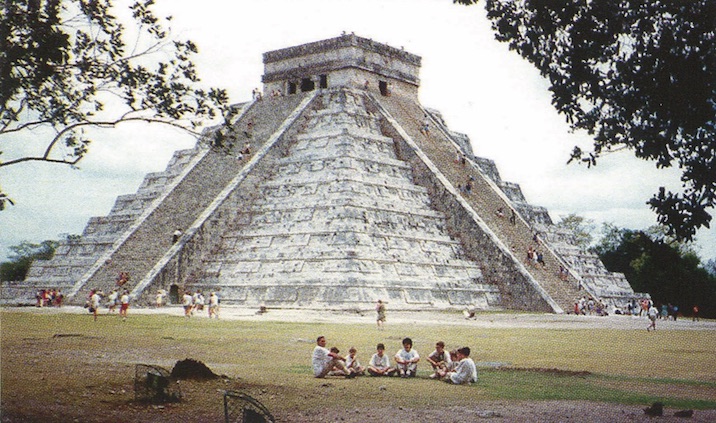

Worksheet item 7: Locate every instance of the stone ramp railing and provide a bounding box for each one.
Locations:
[18,148,204,301]
[129,92,319,303]
[374,94,589,312]
[69,148,242,301]
[67,95,306,302]
[187,88,500,309]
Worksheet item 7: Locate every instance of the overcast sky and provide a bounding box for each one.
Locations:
[1,0,714,262]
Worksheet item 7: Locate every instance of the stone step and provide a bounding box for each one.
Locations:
[192,89,495,308]
[66,94,311,301]
[376,94,589,313]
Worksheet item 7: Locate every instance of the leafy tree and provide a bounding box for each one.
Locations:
[455,0,715,242]
[0,239,59,281]
[594,227,716,318]
[1,0,231,209]
[555,213,594,251]
[705,258,716,277]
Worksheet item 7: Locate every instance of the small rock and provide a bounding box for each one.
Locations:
[644,402,664,416]
[674,409,694,418]
[379,385,387,391]
[477,410,502,418]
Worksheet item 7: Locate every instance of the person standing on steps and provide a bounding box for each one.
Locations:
[420,116,430,136]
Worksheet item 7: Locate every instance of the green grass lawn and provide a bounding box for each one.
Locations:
[2,310,715,413]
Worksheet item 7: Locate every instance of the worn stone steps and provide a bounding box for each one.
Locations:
[375,93,587,312]
[194,88,495,308]
[61,95,310,301]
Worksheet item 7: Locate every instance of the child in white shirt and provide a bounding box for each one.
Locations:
[368,343,395,376]
[445,347,477,384]
[394,337,420,377]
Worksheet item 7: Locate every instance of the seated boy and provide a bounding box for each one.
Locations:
[444,347,478,385]
[327,347,351,376]
[426,341,452,379]
[345,347,365,376]
[311,336,354,378]
[367,343,395,376]
[394,337,420,377]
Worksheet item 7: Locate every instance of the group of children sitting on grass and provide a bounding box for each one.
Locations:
[312,336,477,385]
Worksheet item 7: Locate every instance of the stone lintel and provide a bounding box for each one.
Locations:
[263,34,420,67]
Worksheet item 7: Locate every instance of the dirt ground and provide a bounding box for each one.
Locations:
[2,306,715,423]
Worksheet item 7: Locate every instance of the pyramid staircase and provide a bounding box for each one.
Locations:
[373,94,590,312]
[16,146,204,299]
[18,94,310,302]
[10,88,632,312]
[188,88,501,308]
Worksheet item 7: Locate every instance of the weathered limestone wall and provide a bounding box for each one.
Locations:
[542,227,639,306]
[19,147,204,299]
[131,94,315,305]
[378,116,554,312]
[164,88,500,310]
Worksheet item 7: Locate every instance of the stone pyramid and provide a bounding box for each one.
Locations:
[13,34,640,312]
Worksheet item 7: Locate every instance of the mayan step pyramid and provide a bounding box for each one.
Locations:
[13,34,640,312]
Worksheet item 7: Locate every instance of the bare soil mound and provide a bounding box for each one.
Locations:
[170,358,219,380]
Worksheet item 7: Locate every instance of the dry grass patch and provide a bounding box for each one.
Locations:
[2,309,715,422]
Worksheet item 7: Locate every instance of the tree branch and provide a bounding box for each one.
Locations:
[1,115,205,169]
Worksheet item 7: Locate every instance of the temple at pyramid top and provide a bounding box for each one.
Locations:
[262,33,421,99]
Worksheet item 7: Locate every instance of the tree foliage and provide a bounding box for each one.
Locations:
[0,0,230,209]
[555,213,595,251]
[0,239,59,282]
[593,226,716,318]
[455,0,716,242]
[705,258,716,277]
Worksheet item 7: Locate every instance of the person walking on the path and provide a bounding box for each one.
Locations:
[376,299,386,330]
[647,304,658,331]
[90,289,101,322]
[119,290,130,320]
[208,292,220,319]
